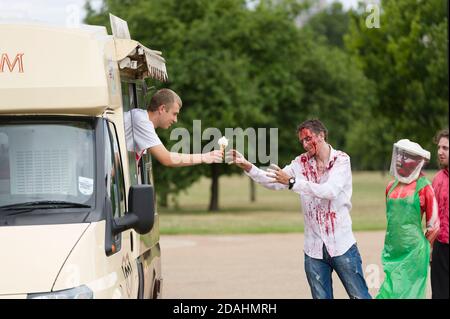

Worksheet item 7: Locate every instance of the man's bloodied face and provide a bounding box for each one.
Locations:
[396,150,422,177]
[299,128,322,157]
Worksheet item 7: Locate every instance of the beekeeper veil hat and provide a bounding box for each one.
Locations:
[390,139,430,184]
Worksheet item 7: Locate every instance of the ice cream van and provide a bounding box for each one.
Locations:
[0,15,165,298]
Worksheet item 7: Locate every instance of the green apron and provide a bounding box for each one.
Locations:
[376,177,430,299]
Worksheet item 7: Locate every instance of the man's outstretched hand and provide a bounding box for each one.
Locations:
[266,164,291,185]
[227,149,252,172]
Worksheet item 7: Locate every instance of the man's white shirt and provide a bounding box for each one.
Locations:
[124,109,162,154]
[245,145,356,258]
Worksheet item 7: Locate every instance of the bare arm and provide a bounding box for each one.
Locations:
[149,144,223,167]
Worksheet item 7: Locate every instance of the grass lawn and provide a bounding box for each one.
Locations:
[158,170,437,234]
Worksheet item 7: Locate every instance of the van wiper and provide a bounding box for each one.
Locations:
[0,201,91,211]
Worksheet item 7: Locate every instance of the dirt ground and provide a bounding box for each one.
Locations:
[160,231,432,299]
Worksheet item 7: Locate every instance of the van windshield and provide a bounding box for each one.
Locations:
[0,120,95,209]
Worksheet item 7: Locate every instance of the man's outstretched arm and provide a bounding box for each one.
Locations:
[227,149,291,191]
[149,144,223,167]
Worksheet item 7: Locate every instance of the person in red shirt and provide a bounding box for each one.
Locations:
[431,129,449,299]
[377,139,440,299]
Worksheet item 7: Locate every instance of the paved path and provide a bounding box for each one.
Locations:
[160,231,431,299]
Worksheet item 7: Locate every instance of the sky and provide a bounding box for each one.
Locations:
[0,0,361,27]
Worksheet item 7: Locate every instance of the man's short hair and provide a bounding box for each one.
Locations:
[297,119,328,141]
[434,128,449,144]
[148,88,182,112]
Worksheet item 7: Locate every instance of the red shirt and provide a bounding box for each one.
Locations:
[432,169,449,244]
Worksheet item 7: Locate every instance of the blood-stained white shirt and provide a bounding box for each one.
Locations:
[245,145,356,258]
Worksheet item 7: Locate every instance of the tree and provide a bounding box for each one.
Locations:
[345,0,448,169]
[304,1,350,48]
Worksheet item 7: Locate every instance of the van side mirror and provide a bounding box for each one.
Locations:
[128,184,155,234]
[112,184,155,235]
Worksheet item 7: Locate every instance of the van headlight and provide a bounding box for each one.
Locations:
[27,285,93,299]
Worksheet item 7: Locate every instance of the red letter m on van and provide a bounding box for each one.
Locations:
[0,53,25,73]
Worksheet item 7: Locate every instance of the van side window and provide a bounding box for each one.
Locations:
[134,81,154,185]
[128,152,139,186]
[140,152,153,185]
[104,121,126,218]
[121,81,138,186]
[116,78,154,190]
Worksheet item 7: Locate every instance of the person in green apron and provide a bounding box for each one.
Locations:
[377,139,440,299]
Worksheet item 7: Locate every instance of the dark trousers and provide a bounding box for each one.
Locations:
[431,240,449,299]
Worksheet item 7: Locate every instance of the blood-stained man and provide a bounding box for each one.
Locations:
[228,119,371,299]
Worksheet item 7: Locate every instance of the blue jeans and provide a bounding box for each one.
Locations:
[304,243,372,299]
